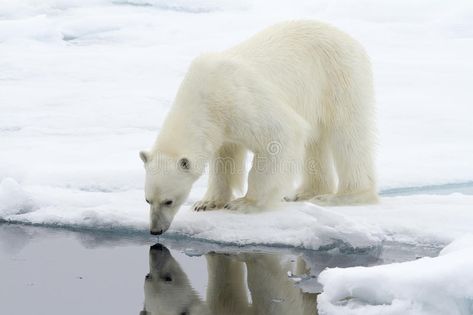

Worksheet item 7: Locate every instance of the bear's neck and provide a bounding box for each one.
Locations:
[153,110,220,175]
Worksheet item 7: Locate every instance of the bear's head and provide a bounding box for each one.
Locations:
[139,151,198,235]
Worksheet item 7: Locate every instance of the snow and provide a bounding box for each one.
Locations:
[0,0,472,251]
[2,175,473,251]
[0,177,36,216]
[2,1,473,312]
[1,0,473,248]
[318,235,473,315]
[169,202,383,250]
[0,178,385,250]
[334,194,473,246]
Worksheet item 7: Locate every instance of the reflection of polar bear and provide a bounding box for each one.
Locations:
[209,253,318,315]
[140,20,377,235]
[141,243,318,315]
[142,244,209,315]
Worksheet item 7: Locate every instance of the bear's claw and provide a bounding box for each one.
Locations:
[223,197,257,212]
[193,200,224,211]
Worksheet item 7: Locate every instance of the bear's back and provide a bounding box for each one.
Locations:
[224,20,367,72]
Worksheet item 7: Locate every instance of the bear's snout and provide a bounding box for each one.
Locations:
[150,229,163,236]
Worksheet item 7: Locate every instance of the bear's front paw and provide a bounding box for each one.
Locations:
[223,197,257,212]
[193,200,226,211]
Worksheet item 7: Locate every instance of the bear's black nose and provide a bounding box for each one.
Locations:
[150,243,164,251]
[150,229,163,236]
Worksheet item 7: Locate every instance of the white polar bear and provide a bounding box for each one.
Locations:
[140,20,378,235]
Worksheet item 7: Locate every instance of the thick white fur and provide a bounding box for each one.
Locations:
[142,20,377,231]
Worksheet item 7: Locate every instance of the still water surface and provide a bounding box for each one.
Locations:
[0,223,439,315]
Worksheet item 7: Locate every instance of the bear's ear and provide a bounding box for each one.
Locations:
[178,157,190,171]
[139,151,150,163]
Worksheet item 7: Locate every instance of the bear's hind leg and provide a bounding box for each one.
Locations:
[313,123,378,206]
[194,143,246,211]
[288,135,336,201]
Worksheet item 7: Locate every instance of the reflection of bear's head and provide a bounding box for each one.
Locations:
[139,152,200,235]
[142,243,209,315]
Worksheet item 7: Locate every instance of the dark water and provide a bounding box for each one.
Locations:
[0,223,440,315]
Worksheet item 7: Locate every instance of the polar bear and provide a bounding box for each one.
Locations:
[140,20,377,235]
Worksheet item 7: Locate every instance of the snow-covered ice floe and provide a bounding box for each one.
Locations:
[0,177,382,250]
[168,202,384,250]
[317,235,473,315]
[2,177,473,251]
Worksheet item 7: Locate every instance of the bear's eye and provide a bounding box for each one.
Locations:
[145,199,151,204]
[163,274,173,282]
[162,199,173,206]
